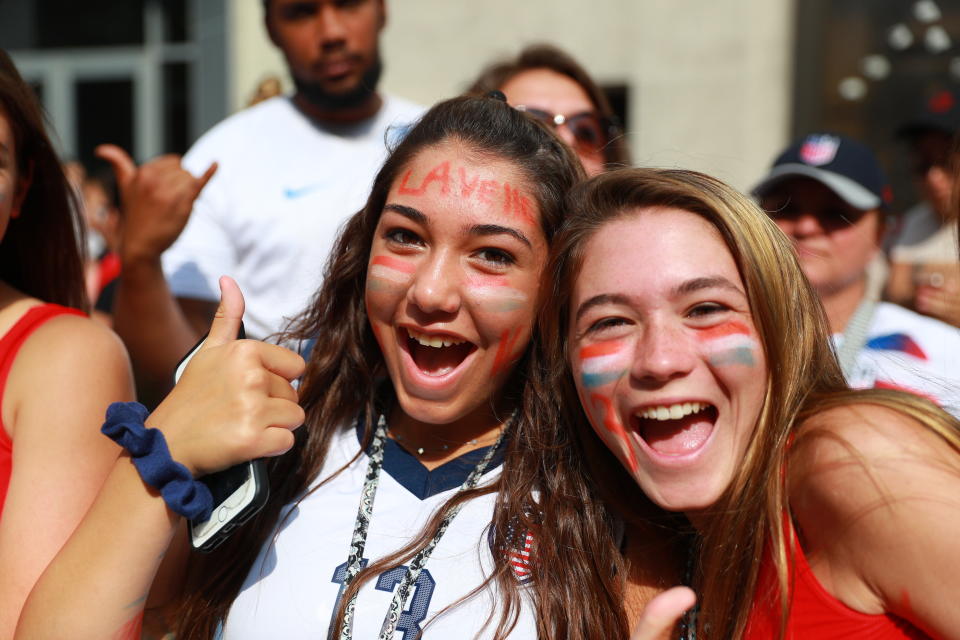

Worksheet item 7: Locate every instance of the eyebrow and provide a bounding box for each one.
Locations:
[573,277,745,323]
[673,276,744,297]
[383,204,532,248]
[467,223,532,248]
[383,203,426,224]
[574,293,632,323]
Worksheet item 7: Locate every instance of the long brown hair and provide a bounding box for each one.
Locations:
[539,168,960,638]
[174,95,630,639]
[467,44,630,170]
[0,49,87,310]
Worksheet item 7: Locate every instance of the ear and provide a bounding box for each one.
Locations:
[10,161,33,219]
[264,7,280,48]
[377,0,387,30]
[872,209,889,245]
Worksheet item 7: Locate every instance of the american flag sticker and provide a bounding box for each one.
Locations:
[508,528,535,584]
[799,134,840,166]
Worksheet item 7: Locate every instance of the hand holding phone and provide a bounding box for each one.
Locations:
[145,276,305,550]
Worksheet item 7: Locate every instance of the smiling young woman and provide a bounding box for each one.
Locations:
[15,96,632,640]
[539,168,960,639]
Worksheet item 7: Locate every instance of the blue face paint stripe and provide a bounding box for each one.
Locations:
[707,347,755,367]
[581,370,627,388]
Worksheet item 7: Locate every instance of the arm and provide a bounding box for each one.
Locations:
[0,315,134,638]
[98,145,218,400]
[791,403,960,639]
[16,278,305,640]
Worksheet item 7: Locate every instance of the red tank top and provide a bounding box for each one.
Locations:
[743,528,929,639]
[0,304,85,513]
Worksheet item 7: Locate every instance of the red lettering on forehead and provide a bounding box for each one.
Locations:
[398,161,451,196]
[459,166,479,199]
[516,193,536,226]
[477,179,498,204]
[395,160,537,226]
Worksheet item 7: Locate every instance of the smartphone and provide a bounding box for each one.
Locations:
[173,324,270,553]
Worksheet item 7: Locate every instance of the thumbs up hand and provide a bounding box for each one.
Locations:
[145,277,306,477]
[629,587,697,640]
[95,144,218,265]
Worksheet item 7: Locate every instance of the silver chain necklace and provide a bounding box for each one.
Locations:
[336,414,509,640]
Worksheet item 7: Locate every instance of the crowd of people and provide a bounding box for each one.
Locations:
[1,0,959,639]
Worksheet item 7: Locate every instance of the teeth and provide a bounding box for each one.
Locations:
[636,402,710,421]
[406,328,466,348]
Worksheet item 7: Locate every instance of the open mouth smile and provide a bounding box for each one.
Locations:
[631,402,718,458]
[401,327,477,379]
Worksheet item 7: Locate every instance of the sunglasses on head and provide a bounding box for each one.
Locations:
[514,105,615,156]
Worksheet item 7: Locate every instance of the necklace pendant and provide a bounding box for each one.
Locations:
[416,447,425,455]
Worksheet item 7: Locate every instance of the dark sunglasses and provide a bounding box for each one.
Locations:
[762,194,871,231]
[515,105,616,156]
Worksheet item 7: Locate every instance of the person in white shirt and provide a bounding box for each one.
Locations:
[98,0,422,401]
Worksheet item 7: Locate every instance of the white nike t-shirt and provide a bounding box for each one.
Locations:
[162,95,424,339]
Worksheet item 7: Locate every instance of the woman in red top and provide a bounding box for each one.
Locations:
[0,49,133,635]
[540,168,960,639]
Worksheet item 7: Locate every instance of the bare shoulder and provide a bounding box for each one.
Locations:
[791,402,960,633]
[19,312,131,371]
[790,400,960,542]
[9,312,133,405]
[794,402,959,478]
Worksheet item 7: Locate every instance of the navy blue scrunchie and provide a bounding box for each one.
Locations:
[101,401,213,521]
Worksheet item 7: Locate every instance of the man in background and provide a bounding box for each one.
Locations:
[100,0,422,402]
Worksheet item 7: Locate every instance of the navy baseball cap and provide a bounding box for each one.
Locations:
[752,133,892,211]
[896,89,960,138]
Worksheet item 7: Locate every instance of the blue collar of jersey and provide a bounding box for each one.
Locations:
[354,420,506,500]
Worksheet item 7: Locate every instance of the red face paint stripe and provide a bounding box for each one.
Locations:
[579,341,626,359]
[590,393,638,473]
[371,256,415,273]
[465,275,511,288]
[491,327,523,376]
[696,321,752,340]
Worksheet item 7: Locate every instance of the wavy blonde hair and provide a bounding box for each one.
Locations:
[537,167,960,638]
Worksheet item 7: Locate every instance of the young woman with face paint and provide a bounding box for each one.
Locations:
[539,168,960,639]
[0,50,134,636]
[18,96,619,640]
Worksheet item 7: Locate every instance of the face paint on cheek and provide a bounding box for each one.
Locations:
[491,327,524,376]
[465,275,529,313]
[697,321,759,368]
[589,393,639,473]
[578,341,630,388]
[366,255,415,292]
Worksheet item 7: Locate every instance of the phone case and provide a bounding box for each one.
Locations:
[171,324,272,553]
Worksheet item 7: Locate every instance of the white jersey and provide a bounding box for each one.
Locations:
[162,95,424,339]
[834,301,960,417]
[222,423,536,640]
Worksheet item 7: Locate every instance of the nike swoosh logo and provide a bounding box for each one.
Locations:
[283,183,327,199]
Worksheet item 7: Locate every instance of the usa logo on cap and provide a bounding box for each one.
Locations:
[799,134,840,166]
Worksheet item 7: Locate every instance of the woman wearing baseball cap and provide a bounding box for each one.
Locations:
[753,133,960,415]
